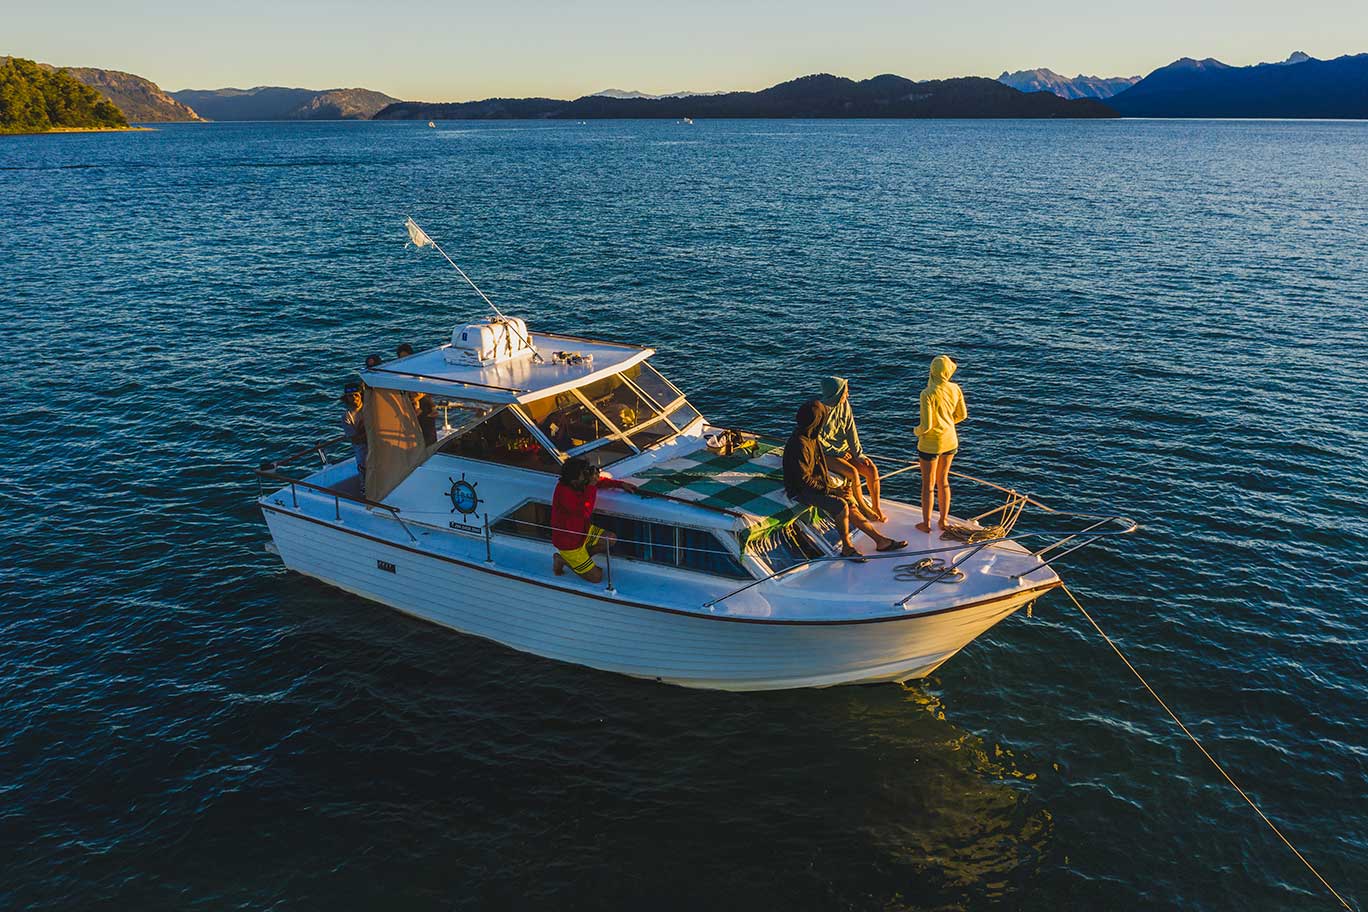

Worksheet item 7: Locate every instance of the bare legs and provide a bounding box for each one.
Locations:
[830,455,887,523]
[916,452,955,533]
[936,452,954,529]
[857,456,885,522]
[917,458,934,533]
[832,498,903,556]
[551,531,618,583]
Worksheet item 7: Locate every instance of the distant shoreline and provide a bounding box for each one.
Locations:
[2,126,153,136]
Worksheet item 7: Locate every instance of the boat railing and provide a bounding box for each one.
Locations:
[702,453,1137,610]
[254,438,418,542]
[254,435,1134,606]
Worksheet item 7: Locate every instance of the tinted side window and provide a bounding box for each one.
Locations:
[439,408,559,472]
[679,527,749,579]
[593,514,678,564]
[494,501,552,541]
[746,524,823,573]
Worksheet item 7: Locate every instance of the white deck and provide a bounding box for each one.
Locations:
[265,458,1058,626]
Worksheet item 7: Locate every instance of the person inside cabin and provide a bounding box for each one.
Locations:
[913,355,968,534]
[396,343,414,359]
[340,384,367,494]
[412,391,438,446]
[364,353,383,369]
[783,399,906,560]
[818,376,886,523]
[551,456,638,583]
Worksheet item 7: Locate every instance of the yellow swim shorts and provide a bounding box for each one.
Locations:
[558,525,605,577]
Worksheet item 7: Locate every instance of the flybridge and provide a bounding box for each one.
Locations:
[363,325,654,405]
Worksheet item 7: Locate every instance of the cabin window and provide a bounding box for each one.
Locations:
[666,400,702,431]
[496,503,749,580]
[622,363,685,411]
[591,514,678,565]
[745,524,824,573]
[438,407,559,472]
[595,515,749,580]
[677,527,749,578]
[626,414,679,450]
[493,501,554,541]
[577,372,664,433]
[523,391,618,452]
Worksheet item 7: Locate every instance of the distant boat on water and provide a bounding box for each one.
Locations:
[682,117,694,124]
[428,121,435,128]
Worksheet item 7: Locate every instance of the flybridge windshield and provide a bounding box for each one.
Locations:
[520,362,700,465]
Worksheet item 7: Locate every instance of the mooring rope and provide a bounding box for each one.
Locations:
[1060,584,1354,911]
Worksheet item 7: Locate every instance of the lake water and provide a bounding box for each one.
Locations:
[2,119,1365,910]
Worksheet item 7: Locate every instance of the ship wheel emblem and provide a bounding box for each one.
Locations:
[447,474,481,515]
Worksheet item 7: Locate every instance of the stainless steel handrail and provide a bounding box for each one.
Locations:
[254,467,418,542]
[256,435,1136,608]
[701,453,1138,609]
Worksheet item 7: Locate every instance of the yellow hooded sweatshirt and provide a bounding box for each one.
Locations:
[915,355,966,455]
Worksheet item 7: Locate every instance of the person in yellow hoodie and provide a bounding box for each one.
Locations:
[913,355,967,534]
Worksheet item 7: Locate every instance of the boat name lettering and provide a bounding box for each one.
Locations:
[448,520,483,534]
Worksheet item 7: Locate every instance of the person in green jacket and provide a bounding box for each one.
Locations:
[913,355,967,534]
[818,376,886,523]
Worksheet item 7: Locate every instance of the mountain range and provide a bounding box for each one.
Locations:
[375,73,1115,120]
[997,69,1139,99]
[169,86,399,120]
[592,88,722,99]
[10,49,1368,124]
[1106,52,1368,117]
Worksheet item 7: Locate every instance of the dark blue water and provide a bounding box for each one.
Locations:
[2,120,1365,910]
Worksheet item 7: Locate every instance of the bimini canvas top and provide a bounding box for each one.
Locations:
[627,440,815,543]
[360,331,653,405]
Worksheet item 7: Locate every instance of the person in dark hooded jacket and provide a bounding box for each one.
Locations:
[783,399,906,559]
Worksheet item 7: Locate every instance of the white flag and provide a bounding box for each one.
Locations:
[405,216,434,249]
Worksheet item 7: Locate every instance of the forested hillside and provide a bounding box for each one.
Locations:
[0,57,129,133]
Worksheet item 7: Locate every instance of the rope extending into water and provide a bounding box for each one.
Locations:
[1060,584,1354,911]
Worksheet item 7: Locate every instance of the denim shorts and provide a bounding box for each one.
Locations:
[917,448,958,461]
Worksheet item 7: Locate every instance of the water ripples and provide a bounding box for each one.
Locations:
[1,119,1365,910]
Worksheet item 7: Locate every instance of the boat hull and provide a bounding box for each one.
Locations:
[263,507,1054,692]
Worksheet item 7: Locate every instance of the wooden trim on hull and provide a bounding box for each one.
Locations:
[260,503,1060,627]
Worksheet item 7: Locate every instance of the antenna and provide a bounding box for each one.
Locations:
[405,216,544,363]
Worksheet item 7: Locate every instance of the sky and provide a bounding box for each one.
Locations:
[6,0,1367,101]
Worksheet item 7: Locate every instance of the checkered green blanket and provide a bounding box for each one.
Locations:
[628,441,816,542]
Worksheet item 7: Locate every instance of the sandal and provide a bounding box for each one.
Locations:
[839,545,869,564]
[876,538,908,553]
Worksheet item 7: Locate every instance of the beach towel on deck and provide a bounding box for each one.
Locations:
[628,441,817,544]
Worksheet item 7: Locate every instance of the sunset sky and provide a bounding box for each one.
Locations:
[8,0,1366,100]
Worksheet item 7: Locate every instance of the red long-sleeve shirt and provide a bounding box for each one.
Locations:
[551,477,626,550]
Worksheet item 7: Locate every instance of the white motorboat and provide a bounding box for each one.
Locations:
[257,316,1134,691]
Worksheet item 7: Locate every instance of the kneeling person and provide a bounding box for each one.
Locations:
[551,457,637,583]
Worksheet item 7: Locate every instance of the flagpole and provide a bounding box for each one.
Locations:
[406,216,544,363]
